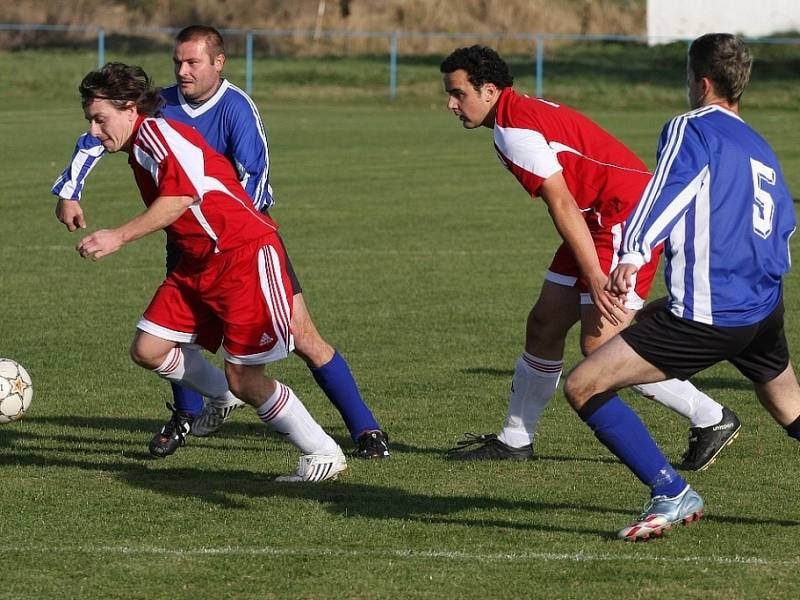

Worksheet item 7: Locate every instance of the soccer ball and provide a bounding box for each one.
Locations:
[0,358,33,424]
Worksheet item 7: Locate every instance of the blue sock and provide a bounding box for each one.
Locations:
[171,383,204,417]
[786,416,800,441]
[579,394,686,498]
[311,351,380,442]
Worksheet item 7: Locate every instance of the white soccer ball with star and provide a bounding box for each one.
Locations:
[0,358,33,423]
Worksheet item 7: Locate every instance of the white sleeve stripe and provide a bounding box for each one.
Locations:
[624,115,688,246]
[138,120,168,162]
[229,82,271,208]
[639,167,709,259]
[623,106,717,255]
[137,128,164,163]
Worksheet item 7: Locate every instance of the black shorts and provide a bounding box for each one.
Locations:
[164,234,303,295]
[620,300,789,384]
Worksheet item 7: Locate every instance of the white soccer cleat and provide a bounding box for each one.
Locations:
[275,446,348,483]
[190,398,246,437]
[617,485,704,541]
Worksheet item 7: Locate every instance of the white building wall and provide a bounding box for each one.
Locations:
[647,0,800,44]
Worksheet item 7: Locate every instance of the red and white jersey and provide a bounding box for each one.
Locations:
[128,115,277,261]
[493,87,651,227]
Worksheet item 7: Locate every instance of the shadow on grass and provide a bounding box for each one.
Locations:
[18,415,629,463]
[3,447,798,539]
[3,420,798,539]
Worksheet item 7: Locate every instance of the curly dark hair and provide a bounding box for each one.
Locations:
[440,45,514,91]
[79,62,163,116]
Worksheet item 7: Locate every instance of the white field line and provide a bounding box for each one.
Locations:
[0,545,797,566]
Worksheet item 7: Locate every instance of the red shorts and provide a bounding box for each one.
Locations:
[544,221,661,309]
[137,235,295,365]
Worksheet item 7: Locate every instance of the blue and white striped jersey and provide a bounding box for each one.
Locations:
[620,105,795,326]
[52,79,274,211]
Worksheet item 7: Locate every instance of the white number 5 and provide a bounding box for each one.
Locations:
[751,157,776,239]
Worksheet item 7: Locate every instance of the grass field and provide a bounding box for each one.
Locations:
[1,49,800,598]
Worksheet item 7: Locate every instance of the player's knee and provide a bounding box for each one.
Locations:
[224,364,247,399]
[580,336,603,357]
[563,368,595,410]
[292,330,334,368]
[129,340,162,370]
[526,309,562,347]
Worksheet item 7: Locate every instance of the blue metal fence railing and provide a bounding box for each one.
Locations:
[2,23,798,99]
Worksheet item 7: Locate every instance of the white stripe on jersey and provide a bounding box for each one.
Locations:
[668,215,688,319]
[138,121,168,162]
[692,178,713,323]
[548,142,650,175]
[175,79,230,118]
[229,81,271,210]
[132,145,160,184]
[52,138,106,199]
[624,106,717,254]
[638,166,709,264]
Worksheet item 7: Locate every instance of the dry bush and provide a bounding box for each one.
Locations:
[1,0,645,53]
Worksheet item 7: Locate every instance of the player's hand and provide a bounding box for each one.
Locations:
[56,198,87,232]
[608,263,640,298]
[76,229,124,261]
[587,271,626,326]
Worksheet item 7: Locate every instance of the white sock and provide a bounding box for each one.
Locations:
[497,353,563,448]
[153,346,239,406]
[633,380,723,428]
[257,382,338,455]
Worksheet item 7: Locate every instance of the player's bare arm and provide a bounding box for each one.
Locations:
[539,173,625,325]
[56,197,87,232]
[77,195,194,260]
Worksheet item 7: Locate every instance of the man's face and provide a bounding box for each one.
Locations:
[443,69,497,129]
[84,99,136,153]
[173,39,224,102]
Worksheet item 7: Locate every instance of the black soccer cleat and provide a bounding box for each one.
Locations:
[446,433,534,461]
[148,402,194,459]
[679,406,741,471]
[352,429,390,459]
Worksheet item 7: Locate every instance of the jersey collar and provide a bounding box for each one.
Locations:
[176,78,230,118]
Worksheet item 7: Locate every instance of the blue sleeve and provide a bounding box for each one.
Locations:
[226,99,273,211]
[621,116,709,265]
[51,133,107,200]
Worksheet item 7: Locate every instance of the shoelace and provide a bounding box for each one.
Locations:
[162,402,189,447]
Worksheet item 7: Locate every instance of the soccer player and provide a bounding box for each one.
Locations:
[52,26,389,460]
[563,33,800,540]
[440,46,739,469]
[74,61,349,482]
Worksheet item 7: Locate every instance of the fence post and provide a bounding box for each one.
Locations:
[245,30,253,96]
[535,35,544,97]
[97,28,105,68]
[389,31,398,100]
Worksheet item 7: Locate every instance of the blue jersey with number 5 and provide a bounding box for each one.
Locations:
[621,105,795,326]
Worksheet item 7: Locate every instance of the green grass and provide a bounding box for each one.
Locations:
[1,50,800,598]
